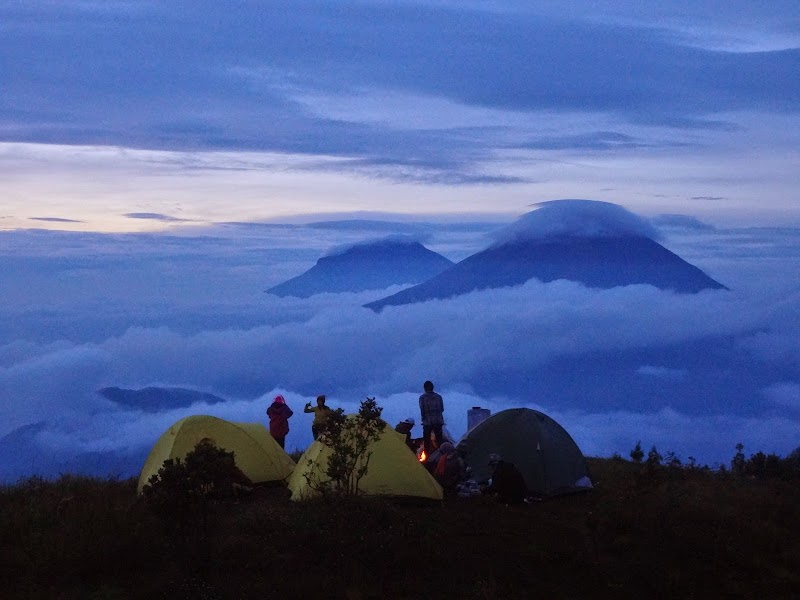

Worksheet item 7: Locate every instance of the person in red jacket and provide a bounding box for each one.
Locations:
[266,394,294,448]
[433,442,465,495]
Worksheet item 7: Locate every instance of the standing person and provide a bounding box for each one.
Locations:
[266,394,293,449]
[304,394,333,440]
[419,380,444,456]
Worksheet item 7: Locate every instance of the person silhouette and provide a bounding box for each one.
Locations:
[266,394,293,448]
[304,394,333,440]
[419,380,444,456]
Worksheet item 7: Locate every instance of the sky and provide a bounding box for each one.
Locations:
[1,1,799,479]
[1,0,799,230]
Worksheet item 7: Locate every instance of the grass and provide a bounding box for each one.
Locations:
[1,458,799,599]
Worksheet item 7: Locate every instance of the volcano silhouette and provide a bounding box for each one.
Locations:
[267,239,454,298]
[365,202,726,311]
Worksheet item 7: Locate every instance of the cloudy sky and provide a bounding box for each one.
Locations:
[1,0,799,230]
[1,2,799,479]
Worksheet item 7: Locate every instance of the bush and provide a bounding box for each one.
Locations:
[731,442,746,476]
[306,397,386,496]
[664,451,681,469]
[141,440,251,535]
[630,441,644,463]
[645,445,662,471]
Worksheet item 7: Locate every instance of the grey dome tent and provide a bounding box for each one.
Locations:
[457,408,592,497]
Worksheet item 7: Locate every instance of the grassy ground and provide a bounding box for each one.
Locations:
[1,458,799,599]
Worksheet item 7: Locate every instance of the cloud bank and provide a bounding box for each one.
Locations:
[2,220,798,478]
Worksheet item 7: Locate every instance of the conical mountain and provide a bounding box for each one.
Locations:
[365,200,726,311]
[267,237,454,298]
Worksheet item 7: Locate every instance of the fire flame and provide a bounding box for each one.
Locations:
[418,450,427,462]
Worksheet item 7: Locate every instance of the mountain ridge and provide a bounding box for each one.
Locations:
[98,386,227,412]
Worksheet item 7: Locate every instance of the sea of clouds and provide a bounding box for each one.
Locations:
[2,209,799,480]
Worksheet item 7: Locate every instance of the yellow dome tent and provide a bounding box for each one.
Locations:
[287,426,442,501]
[137,415,295,494]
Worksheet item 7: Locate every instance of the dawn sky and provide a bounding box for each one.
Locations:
[2,0,798,231]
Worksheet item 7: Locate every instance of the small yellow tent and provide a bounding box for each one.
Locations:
[287,426,442,501]
[137,415,295,494]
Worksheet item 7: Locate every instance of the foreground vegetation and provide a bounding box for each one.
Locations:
[2,449,799,600]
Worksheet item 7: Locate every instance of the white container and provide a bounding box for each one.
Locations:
[467,406,491,431]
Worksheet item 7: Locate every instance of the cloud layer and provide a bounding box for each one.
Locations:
[2,2,798,190]
[491,200,662,245]
[2,219,799,478]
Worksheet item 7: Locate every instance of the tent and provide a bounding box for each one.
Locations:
[287,426,443,501]
[457,408,592,497]
[137,415,296,494]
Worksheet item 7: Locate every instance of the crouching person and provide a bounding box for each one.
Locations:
[433,442,466,496]
[484,453,527,505]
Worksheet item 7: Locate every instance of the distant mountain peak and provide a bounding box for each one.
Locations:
[98,386,226,412]
[365,201,727,311]
[323,234,426,257]
[267,237,453,298]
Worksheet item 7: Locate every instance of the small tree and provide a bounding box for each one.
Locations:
[664,450,681,469]
[306,397,386,496]
[745,451,767,479]
[787,446,800,479]
[731,443,746,476]
[742,451,786,480]
[645,445,662,470]
[630,441,644,463]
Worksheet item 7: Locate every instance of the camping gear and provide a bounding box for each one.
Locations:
[457,408,592,497]
[287,426,443,501]
[137,415,296,494]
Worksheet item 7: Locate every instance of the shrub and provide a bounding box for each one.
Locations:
[646,446,662,470]
[786,446,800,476]
[731,442,746,476]
[743,451,793,481]
[664,451,681,469]
[306,397,386,496]
[141,440,251,535]
[630,441,644,463]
